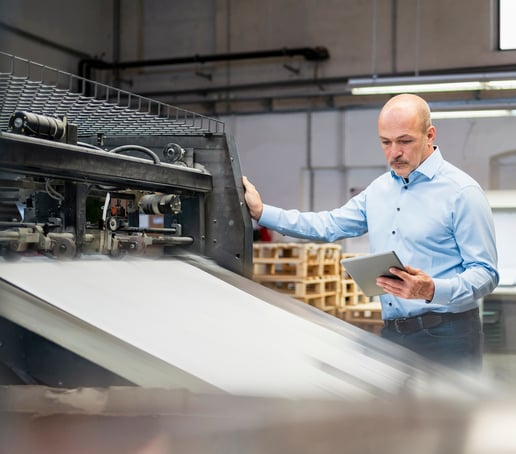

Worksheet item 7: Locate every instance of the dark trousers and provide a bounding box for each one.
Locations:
[381,309,483,372]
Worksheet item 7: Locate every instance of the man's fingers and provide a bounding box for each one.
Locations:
[242,175,253,191]
[403,264,420,274]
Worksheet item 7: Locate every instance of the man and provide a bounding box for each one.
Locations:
[242,94,499,371]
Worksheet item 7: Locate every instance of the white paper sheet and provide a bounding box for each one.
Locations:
[0,255,487,400]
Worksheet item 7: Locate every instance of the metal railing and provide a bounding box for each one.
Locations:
[0,52,224,137]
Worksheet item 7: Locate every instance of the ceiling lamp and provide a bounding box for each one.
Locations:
[430,109,516,119]
[348,73,516,95]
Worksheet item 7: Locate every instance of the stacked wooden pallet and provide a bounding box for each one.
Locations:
[252,243,384,335]
[252,242,342,315]
[341,302,383,335]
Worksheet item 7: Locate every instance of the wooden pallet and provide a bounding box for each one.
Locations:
[254,242,341,260]
[252,243,376,320]
[299,293,340,315]
[342,302,382,321]
[339,279,371,306]
[253,242,341,279]
[339,302,383,335]
[255,277,339,297]
[254,277,340,314]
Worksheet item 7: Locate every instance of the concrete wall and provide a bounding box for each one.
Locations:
[227,109,516,203]
[0,0,113,74]
[224,108,516,251]
[112,0,512,92]
[3,1,512,96]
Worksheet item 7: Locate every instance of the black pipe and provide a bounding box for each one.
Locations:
[136,62,516,100]
[79,47,329,78]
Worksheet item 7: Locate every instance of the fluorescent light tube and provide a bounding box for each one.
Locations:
[350,79,516,95]
[431,109,516,119]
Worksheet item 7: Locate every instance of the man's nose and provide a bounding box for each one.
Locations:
[389,144,403,157]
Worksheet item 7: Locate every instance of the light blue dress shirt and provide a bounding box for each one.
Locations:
[258,147,499,319]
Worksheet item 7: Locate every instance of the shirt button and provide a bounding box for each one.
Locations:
[391,230,395,235]
[404,185,408,190]
[396,207,400,211]
[389,302,392,306]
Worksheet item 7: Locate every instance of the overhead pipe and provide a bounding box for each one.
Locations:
[79,47,330,80]
[135,61,516,101]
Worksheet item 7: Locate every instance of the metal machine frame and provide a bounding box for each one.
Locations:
[0,51,253,277]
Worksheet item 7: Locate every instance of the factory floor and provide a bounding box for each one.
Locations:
[482,353,516,390]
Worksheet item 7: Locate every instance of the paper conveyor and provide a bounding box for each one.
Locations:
[0,254,490,401]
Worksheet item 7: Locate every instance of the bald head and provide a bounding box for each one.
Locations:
[379,94,432,134]
[377,94,436,178]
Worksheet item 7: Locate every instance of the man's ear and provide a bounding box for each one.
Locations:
[427,125,436,142]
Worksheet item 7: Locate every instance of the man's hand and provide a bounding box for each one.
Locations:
[242,176,264,220]
[376,264,435,301]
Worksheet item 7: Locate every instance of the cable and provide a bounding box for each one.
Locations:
[77,141,104,150]
[45,179,64,202]
[108,145,161,164]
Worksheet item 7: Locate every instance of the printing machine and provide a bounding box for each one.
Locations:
[0,50,257,386]
[1,52,515,453]
[0,68,252,275]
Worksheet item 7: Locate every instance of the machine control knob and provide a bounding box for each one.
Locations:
[108,217,119,231]
[51,237,76,259]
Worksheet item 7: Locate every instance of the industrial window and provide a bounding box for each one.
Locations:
[499,0,516,50]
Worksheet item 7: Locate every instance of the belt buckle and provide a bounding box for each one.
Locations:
[394,317,410,334]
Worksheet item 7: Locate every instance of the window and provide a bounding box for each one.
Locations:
[499,0,516,50]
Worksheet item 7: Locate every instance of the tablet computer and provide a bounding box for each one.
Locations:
[340,251,406,297]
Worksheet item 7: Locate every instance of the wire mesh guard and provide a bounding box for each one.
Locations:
[0,51,224,137]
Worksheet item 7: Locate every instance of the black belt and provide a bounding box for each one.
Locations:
[384,308,479,335]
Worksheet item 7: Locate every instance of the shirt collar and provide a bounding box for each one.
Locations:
[390,146,443,181]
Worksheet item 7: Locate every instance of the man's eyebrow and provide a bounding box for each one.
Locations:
[379,134,414,140]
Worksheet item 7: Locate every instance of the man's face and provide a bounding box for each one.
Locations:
[378,109,435,179]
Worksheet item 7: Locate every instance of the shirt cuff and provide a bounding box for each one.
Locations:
[430,278,452,305]
[258,204,281,229]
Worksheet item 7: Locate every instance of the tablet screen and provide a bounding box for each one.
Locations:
[341,251,406,297]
